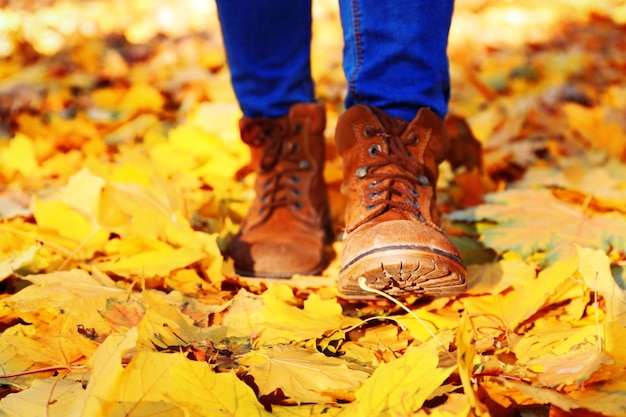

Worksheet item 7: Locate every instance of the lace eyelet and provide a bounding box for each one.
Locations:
[408,188,420,197]
[293,201,303,210]
[418,175,429,187]
[292,188,301,197]
[299,159,311,170]
[368,181,377,188]
[369,191,380,199]
[290,175,300,183]
[355,166,369,179]
[368,143,382,158]
[408,132,420,144]
[365,203,376,211]
[412,212,425,222]
[363,125,376,138]
[408,199,420,209]
[288,142,300,153]
[263,180,272,189]
[293,123,303,134]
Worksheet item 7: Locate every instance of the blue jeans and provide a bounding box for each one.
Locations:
[215,0,453,122]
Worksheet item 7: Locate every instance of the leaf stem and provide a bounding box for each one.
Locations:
[357,277,457,363]
[0,364,87,379]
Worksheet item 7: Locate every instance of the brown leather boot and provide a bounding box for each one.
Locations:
[335,104,466,298]
[229,102,331,277]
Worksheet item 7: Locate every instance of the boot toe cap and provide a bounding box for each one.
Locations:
[230,239,326,278]
[339,220,466,299]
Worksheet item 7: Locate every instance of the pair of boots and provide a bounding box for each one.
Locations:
[228,102,466,298]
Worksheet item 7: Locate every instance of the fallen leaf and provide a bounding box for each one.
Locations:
[81,327,139,416]
[136,290,222,350]
[94,247,206,278]
[530,350,613,387]
[456,313,488,415]
[87,347,269,416]
[465,258,537,295]
[0,378,86,417]
[223,286,360,346]
[0,242,41,281]
[239,344,370,404]
[576,246,626,325]
[0,133,40,179]
[449,189,626,264]
[460,256,577,332]
[338,337,456,417]
[100,298,146,330]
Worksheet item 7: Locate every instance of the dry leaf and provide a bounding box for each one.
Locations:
[576,246,626,325]
[223,286,360,346]
[339,337,456,417]
[449,189,626,263]
[0,378,86,417]
[239,344,370,404]
[94,247,206,278]
[0,243,41,281]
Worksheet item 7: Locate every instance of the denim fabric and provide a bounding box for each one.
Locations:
[216,0,453,121]
[215,0,315,118]
[339,0,454,121]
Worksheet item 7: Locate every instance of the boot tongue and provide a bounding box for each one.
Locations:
[240,117,289,172]
[368,105,409,138]
[335,105,409,150]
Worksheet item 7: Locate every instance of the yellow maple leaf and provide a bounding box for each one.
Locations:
[0,132,39,180]
[136,290,223,350]
[396,310,459,343]
[86,337,268,416]
[517,156,626,212]
[60,168,105,222]
[94,246,206,278]
[449,189,626,264]
[7,268,119,298]
[460,256,577,332]
[119,83,164,113]
[0,378,86,417]
[239,344,370,404]
[530,350,613,387]
[33,197,109,247]
[465,258,538,295]
[563,102,626,158]
[82,327,139,415]
[0,317,90,385]
[576,245,626,325]
[339,337,456,417]
[0,242,41,281]
[514,324,601,364]
[166,354,270,416]
[223,286,360,346]
[102,181,202,249]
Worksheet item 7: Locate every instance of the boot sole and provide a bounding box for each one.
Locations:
[338,245,467,299]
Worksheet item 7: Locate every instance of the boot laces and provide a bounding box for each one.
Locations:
[358,126,430,222]
[242,120,310,215]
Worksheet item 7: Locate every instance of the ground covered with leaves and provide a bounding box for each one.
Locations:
[1,0,626,416]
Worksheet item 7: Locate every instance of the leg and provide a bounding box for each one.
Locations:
[217,1,330,277]
[215,0,316,117]
[339,0,453,121]
[335,0,466,298]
